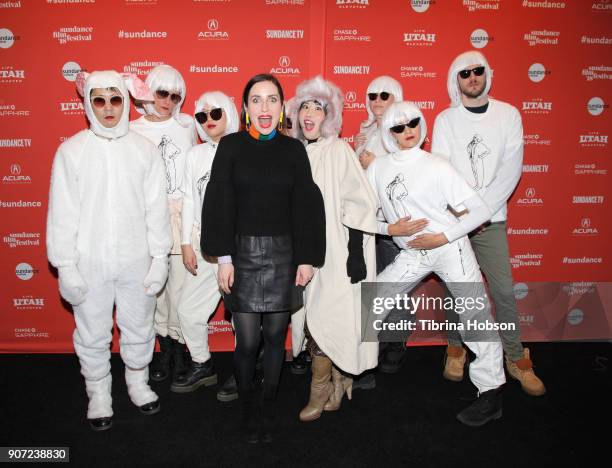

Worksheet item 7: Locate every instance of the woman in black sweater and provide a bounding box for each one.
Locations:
[201,74,325,443]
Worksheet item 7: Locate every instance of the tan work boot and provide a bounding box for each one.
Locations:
[299,356,333,422]
[443,345,467,382]
[505,348,546,396]
[324,366,353,412]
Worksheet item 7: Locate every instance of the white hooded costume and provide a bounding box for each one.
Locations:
[130,64,197,345]
[431,50,523,223]
[367,102,505,393]
[46,70,172,418]
[289,76,379,375]
[355,76,404,158]
[177,91,239,363]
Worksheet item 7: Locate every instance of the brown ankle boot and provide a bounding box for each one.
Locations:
[324,366,353,412]
[299,356,333,422]
[443,345,466,382]
[505,348,546,396]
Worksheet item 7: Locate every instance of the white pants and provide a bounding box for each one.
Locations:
[154,254,186,342]
[377,237,505,393]
[177,249,221,363]
[73,256,156,382]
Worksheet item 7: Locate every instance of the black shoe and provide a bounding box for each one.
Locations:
[290,351,311,375]
[139,399,161,416]
[171,359,218,393]
[172,340,190,380]
[240,389,259,444]
[88,416,113,431]
[352,371,376,391]
[217,374,239,402]
[456,387,503,427]
[150,335,174,382]
[379,342,408,374]
[260,384,277,443]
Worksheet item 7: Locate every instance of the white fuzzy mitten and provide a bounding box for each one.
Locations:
[58,265,88,305]
[143,256,169,296]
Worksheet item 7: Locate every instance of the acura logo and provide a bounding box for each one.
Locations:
[208,19,219,31]
[581,218,591,228]
[525,187,536,198]
[10,164,20,175]
[346,91,357,103]
[279,56,291,67]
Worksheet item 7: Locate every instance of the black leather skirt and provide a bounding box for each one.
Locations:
[224,235,304,313]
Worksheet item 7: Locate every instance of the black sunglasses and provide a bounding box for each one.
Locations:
[390,117,421,134]
[368,92,391,101]
[195,108,223,124]
[155,89,182,104]
[458,66,485,79]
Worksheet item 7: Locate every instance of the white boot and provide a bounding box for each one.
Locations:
[125,366,158,408]
[85,374,113,419]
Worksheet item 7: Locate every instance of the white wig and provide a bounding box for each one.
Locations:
[380,101,427,154]
[362,76,404,129]
[288,75,344,141]
[193,91,240,142]
[140,65,189,125]
[447,50,493,108]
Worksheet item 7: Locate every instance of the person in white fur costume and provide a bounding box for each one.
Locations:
[170,91,240,393]
[131,65,197,385]
[288,76,378,422]
[46,70,171,431]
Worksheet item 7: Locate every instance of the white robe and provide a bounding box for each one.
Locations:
[291,137,379,375]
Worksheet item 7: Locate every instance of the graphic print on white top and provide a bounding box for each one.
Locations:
[385,173,412,219]
[466,134,490,190]
[196,171,211,199]
[158,134,181,194]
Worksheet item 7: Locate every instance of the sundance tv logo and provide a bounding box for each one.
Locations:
[270,56,301,76]
[198,19,230,41]
[522,164,549,173]
[266,29,304,40]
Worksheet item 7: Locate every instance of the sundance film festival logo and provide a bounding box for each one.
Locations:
[510,253,543,269]
[266,29,304,40]
[572,218,599,237]
[3,231,40,248]
[522,98,552,115]
[0,28,20,48]
[411,0,435,12]
[333,64,370,75]
[0,66,25,83]
[336,0,369,9]
[507,227,549,236]
[523,164,549,173]
[587,97,607,116]
[0,103,30,118]
[524,30,560,46]
[0,1,22,8]
[523,134,551,146]
[124,60,164,77]
[198,19,229,40]
[400,65,437,79]
[528,63,550,83]
[403,29,436,47]
[13,295,44,310]
[463,0,500,12]
[60,98,84,116]
[270,56,301,76]
[582,65,612,82]
[575,163,607,176]
[516,187,544,206]
[62,61,82,81]
[344,91,366,112]
[521,0,566,8]
[572,195,604,205]
[333,29,370,42]
[579,132,608,148]
[513,283,529,300]
[592,0,612,10]
[470,29,492,49]
[52,26,92,45]
[2,163,31,184]
[567,309,583,326]
[16,262,38,281]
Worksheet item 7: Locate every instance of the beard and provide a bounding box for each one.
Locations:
[460,80,486,99]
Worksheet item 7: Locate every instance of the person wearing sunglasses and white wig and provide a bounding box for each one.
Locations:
[47,70,171,431]
[367,101,506,427]
[432,51,546,398]
[169,92,240,394]
[131,65,198,386]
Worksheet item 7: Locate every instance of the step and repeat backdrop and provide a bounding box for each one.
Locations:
[1,0,610,352]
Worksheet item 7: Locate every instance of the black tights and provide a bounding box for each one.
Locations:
[233,311,290,393]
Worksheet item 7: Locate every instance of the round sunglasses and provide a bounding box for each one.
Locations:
[368,92,391,101]
[155,89,182,104]
[195,108,223,124]
[91,95,123,109]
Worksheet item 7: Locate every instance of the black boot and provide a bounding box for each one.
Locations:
[150,335,174,382]
[171,359,218,393]
[456,386,503,427]
[217,374,239,402]
[172,340,190,380]
[88,416,113,432]
[240,388,259,444]
[379,342,409,374]
[260,384,278,443]
[290,350,311,375]
[352,370,376,391]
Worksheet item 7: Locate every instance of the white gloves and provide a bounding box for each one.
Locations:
[143,256,169,296]
[58,265,88,305]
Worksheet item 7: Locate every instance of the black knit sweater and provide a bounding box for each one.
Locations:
[201,131,326,267]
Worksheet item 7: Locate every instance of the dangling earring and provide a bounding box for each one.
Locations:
[278,110,284,131]
[245,112,251,130]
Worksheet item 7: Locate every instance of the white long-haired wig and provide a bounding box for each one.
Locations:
[362,76,404,130]
[381,101,427,154]
[140,64,190,126]
[193,91,239,142]
[447,50,493,108]
[289,75,344,140]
